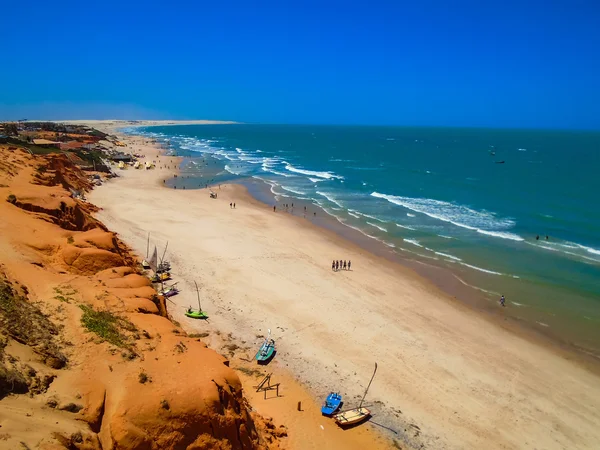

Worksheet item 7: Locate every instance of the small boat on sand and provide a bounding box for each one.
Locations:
[150,272,170,283]
[334,407,371,426]
[185,281,208,320]
[334,362,377,427]
[255,329,276,364]
[159,283,179,298]
[321,392,342,416]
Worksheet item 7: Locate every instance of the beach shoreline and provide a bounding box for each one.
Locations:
[87,121,600,449]
[166,147,600,370]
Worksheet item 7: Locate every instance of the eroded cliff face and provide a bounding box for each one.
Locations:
[0,147,282,449]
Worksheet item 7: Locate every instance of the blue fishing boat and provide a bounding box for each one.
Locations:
[321,392,342,416]
[255,329,276,364]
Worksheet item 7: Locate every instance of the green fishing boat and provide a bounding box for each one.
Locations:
[185,281,208,320]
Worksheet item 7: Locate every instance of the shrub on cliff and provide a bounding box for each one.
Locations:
[0,278,67,369]
[79,304,137,352]
[6,194,16,204]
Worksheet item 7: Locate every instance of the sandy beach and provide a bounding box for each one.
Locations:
[88,123,600,449]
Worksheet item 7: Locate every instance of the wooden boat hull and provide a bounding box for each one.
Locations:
[334,407,371,426]
[321,392,342,416]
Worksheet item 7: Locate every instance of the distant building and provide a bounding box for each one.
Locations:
[110,153,133,163]
[32,139,61,148]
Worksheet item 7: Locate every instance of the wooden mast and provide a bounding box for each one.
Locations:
[358,362,377,409]
[194,281,202,312]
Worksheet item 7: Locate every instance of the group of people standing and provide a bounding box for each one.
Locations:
[332,259,351,271]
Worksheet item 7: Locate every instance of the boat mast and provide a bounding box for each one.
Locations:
[160,241,169,264]
[194,281,202,312]
[358,362,378,408]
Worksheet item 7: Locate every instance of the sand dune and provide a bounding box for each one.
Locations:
[88,129,600,449]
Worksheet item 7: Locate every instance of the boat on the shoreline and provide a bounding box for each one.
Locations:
[334,362,377,427]
[185,281,208,320]
[334,407,371,426]
[321,392,342,416]
[159,282,179,297]
[255,329,276,364]
[150,272,170,283]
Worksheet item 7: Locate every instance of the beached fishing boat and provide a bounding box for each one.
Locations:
[334,362,377,427]
[184,281,208,320]
[159,283,179,297]
[255,329,276,364]
[150,272,170,283]
[157,261,171,273]
[334,407,371,426]
[156,242,171,273]
[321,392,342,416]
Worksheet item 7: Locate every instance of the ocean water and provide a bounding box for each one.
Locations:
[127,124,600,357]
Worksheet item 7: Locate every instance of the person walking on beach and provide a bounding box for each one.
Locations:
[335,261,339,271]
[348,260,351,271]
[343,260,347,270]
[500,295,506,307]
[332,260,335,271]
[230,202,232,209]
[273,205,276,212]
[234,202,236,209]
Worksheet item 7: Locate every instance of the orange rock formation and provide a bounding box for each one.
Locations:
[0,146,282,449]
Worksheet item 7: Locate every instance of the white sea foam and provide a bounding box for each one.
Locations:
[383,241,396,248]
[284,163,343,180]
[224,164,243,175]
[348,211,360,219]
[452,275,499,295]
[577,244,600,256]
[404,239,423,248]
[316,191,344,208]
[350,210,387,223]
[344,223,379,241]
[459,262,503,275]
[281,186,307,195]
[395,223,416,231]
[308,177,324,183]
[367,221,388,232]
[438,235,453,239]
[407,213,416,217]
[536,321,550,327]
[262,168,294,178]
[371,192,523,241]
[434,251,462,261]
[476,229,524,241]
[518,148,527,151]
[235,148,243,153]
[511,302,525,306]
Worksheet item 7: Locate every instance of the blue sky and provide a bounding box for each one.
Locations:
[1,0,599,128]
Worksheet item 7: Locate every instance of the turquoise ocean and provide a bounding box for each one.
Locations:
[127,125,600,358]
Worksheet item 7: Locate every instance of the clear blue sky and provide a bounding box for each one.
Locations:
[1,0,599,129]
